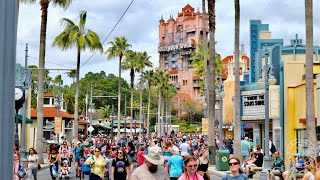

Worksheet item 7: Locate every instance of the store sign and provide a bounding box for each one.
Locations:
[158,43,193,52]
[54,117,62,134]
[242,94,265,116]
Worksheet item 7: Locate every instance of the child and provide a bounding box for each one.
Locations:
[77,150,85,180]
[59,159,69,179]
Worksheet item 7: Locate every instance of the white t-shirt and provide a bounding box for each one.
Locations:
[180,143,189,156]
[27,154,38,169]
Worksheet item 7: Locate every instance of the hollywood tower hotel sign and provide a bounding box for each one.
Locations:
[158,4,209,104]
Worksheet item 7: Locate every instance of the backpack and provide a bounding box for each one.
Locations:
[82,156,94,175]
[270,143,276,154]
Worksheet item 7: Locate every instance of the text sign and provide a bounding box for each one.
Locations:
[242,94,265,116]
[54,117,62,134]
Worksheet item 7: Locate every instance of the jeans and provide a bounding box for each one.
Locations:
[27,169,37,180]
[170,178,178,180]
[89,173,102,180]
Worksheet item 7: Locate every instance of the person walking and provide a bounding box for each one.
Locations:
[136,146,146,167]
[178,156,203,180]
[48,147,60,180]
[225,135,234,154]
[74,141,84,177]
[197,149,209,180]
[13,144,21,180]
[222,157,248,180]
[84,147,107,180]
[131,147,170,180]
[111,148,130,180]
[179,139,190,157]
[59,141,70,166]
[240,137,250,162]
[26,148,39,180]
[167,151,184,180]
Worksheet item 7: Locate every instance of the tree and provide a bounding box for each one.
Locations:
[66,70,76,83]
[106,36,131,138]
[52,11,103,142]
[142,70,154,138]
[136,51,152,137]
[97,105,111,120]
[207,0,217,148]
[122,50,138,137]
[53,74,63,85]
[305,0,317,150]
[20,0,72,164]
[162,83,177,134]
[233,0,241,159]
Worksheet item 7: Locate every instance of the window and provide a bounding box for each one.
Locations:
[44,98,50,105]
[296,129,307,157]
[240,67,243,75]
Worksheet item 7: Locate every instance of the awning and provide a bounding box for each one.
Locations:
[16,114,33,124]
[244,126,253,131]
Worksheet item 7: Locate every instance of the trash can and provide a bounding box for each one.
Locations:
[216,150,230,171]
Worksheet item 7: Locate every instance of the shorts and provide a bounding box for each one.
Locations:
[75,156,80,163]
[128,156,137,163]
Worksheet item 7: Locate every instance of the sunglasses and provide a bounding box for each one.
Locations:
[187,164,198,168]
[118,152,123,154]
[95,150,100,152]
[229,162,239,166]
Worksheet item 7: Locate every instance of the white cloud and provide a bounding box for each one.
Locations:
[16,0,320,85]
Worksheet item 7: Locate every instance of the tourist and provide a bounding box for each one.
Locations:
[245,147,263,178]
[240,137,250,162]
[163,141,173,161]
[302,157,316,180]
[136,146,146,167]
[222,157,248,180]
[111,147,130,180]
[74,141,84,177]
[269,151,285,180]
[317,141,320,157]
[167,150,184,180]
[13,144,21,180]
[131,147,170,180]
[48,147,60,180]
[26,148,39,180]
[59,141,70,166]
[225,135,234,154]
[84,147,107,180]
[283,153,305,180]
[178,156,203,180]
[316,156,320,180]
[197,149,209,180]
[179,139,190,157]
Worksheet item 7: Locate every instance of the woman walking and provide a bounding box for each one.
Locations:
[26,148,39,180]
[178,156,204,180]
[197,149,209,180]
[163,142,173,161]
[222,157,248,180]
[84,147,107,180]
[112,148,130,180]
[13,144,21,180]
[48,147,60,180]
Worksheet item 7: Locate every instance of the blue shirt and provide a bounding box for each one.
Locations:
[74,147,84,158]
[241,140,250,156]
[167,155,184,178]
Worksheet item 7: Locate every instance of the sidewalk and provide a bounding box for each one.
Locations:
[208,166,260,180]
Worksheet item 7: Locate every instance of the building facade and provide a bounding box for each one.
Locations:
[158,4,208,104]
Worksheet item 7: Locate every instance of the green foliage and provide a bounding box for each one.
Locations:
[106,36,131,61]
[172,119,202,133]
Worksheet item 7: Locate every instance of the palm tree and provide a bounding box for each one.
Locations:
[207,0,217,148]
[66,70,76,83]
[106,36,131,138]
[97,105,111,120]
[162,83,177,134]
[136,51,153,137]
[20,0,72,163]
[142,70,154,138]
[122,50,138,137]
[154,71,169,137]
[305,0,317,149]
[233,0,241,159]
[52,11,103,143]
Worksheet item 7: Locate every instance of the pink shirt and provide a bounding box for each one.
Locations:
[137,151,146,166]
[178,173,204,180]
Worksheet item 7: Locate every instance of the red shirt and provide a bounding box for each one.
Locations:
[137,151,146,166]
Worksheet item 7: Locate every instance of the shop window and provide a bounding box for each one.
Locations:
[44,98,50,105]
[296,129,307,157]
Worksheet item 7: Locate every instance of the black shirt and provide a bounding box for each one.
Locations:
[254,153,264,167]
[112,157,130,180]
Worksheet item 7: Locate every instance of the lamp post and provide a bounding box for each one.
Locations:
[110,105,115,142]
[218,70,225,150]
[134,120,137,135]
[124,95,127,139]
[89,84,94,141]
[54,83,62,145]
[257,47,277,179]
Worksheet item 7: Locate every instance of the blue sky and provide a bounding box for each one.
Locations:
[16,0,320,85]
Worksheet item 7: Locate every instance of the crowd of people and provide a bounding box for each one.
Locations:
[11,133,320,180]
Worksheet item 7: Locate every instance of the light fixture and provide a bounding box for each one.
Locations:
[257,78,264,88]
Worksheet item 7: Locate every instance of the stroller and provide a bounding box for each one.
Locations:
[59,159,70,179]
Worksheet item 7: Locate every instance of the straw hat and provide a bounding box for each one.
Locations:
[143,147,164,165]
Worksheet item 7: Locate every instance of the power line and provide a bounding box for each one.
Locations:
[80,0,135,68]
[29,56,75,69]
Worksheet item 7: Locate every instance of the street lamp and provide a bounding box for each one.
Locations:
[54,83,62,145]
[217,70,225,150]
[133,119,137,135]
[257,47,277,179]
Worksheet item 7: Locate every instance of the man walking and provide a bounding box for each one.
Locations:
[225,135,233,154]
[240,137,250,162]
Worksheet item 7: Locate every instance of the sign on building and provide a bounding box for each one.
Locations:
[201,118,209,135]
[242,94,265,116]
[54,117,62,134]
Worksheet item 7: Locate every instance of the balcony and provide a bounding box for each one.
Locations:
[174,82,181,89]
[193,83,200,88]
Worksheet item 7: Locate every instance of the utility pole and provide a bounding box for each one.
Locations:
[21,43,29,166]
[111,105,115,142]
[56,83,61,145]
[0,0,18,178]
[124,95,127,138]
[89,84,93,140]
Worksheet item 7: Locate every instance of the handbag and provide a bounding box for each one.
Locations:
[38,164,41,170]
[51,165,58,177]
[18,165,27,178]
[83,156,94,175]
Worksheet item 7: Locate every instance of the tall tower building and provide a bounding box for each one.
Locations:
[158,4,209,104]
